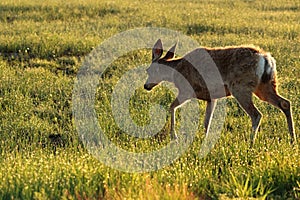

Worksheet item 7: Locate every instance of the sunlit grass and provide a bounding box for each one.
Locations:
[0,0,299,199]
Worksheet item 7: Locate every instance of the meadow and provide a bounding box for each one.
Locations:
[0,0,299,199]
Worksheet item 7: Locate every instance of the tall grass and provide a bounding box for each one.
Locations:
[0,0,299,199]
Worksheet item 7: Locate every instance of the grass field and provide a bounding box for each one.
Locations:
[0,0,300,199]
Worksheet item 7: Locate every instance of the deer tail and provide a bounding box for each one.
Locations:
[257,53,277,84]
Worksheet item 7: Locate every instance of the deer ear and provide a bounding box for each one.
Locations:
[152,39,163,61]
[163,42,177,60]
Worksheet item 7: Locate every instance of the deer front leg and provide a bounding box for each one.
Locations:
[169,98,180,140]
[204,99,217,135]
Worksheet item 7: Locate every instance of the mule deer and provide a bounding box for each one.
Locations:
[144,39,296,144]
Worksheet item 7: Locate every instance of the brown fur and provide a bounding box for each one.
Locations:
[144,39,296,144]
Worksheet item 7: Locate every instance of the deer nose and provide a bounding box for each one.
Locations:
[144,84,151,91]
[144,83,157,91]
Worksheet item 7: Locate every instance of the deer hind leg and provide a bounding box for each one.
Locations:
[255,86,296,144]
[232,90,262,145]
[204,99,217,135]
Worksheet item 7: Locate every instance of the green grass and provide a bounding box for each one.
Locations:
[0,0,300,199]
